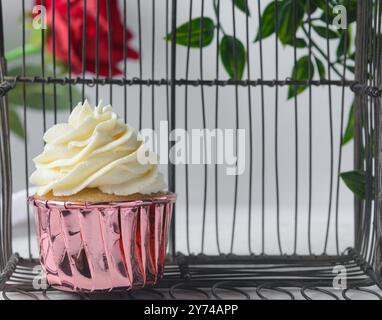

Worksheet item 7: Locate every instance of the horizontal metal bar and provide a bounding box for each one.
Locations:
[175,253,352,265]
[3,76,358,88]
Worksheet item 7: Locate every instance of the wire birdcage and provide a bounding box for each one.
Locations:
[0,0,382,300]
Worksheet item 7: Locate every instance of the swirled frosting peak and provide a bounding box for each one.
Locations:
[30,100,166,197]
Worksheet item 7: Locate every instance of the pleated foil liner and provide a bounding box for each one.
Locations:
[28,193,176,292]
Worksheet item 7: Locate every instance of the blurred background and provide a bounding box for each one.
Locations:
[2,0,356,257]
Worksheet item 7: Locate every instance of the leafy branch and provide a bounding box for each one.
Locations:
[166,0,369,199]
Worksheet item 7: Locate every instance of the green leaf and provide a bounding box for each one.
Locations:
[342,103,354,145]
[254,1,280,42]
[7,64,83,111]
[278,0,305,45]
[7,65,44,77]
[220,35,246,80]
[5,43,41,61]
[9,84,82,112]
[340,170,367,200]
[233,0,250,16]
[285,37,307,48]
[303,0,319,14]
[288,55,315,99]
[315,57,326,80]
[338,0,357,23]
[345,65,355,74]
[312,0,327,11]
[8,109,25,139]
[165,17,215,48]
[336,28,352,58]
[312,25,339,39]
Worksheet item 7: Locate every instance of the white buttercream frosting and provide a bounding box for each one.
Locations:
[30,100,166,196]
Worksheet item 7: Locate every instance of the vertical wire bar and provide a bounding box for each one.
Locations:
[245,0,253,254]
[0,50,5,266]
[81,0,87,101]
[151,0,155,134]
[354,0,369,251]
[165,0,171,204]
[52,0,57,124]
[200,0,208,253]
[169,0,177,258]
[307,0,313,255]
[229,0,240,254]
[22,0,31,259]
[137,0,143,130]
[0,0,12,262]
[184,0,193,255]
[371,0,382,267]
[41,0,46,133]
[0,0,3,266]
[95,0,100,103]
[274,0,282,255]
[123,0,127,122]
[67,0,72,110]
[371,0,382,268]
[323,0,335,254]
[365,1,378,263]
[106,0,112,104]
[257,0,266,254]
[335,29,348,255]
[292,0,299,255]
[360,0,373,259]
[213,0,221,255]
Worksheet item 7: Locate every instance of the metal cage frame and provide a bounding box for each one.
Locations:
[0,0,382,299]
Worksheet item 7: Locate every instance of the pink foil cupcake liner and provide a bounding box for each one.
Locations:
[28,193,176,292]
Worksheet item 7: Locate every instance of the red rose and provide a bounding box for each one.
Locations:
[35,0,139,76]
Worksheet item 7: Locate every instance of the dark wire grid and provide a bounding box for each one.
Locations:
[0,0,381,283]
[323,0,335,255]
[21,0,31,260]
[199,0,208,254]
[256,0,266,255]
[184,0,193,255]
[274,0,282,255]
[214,0,222,255]
[245,0,253,255]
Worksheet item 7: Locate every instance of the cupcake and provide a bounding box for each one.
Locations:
[28,101,175,292]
